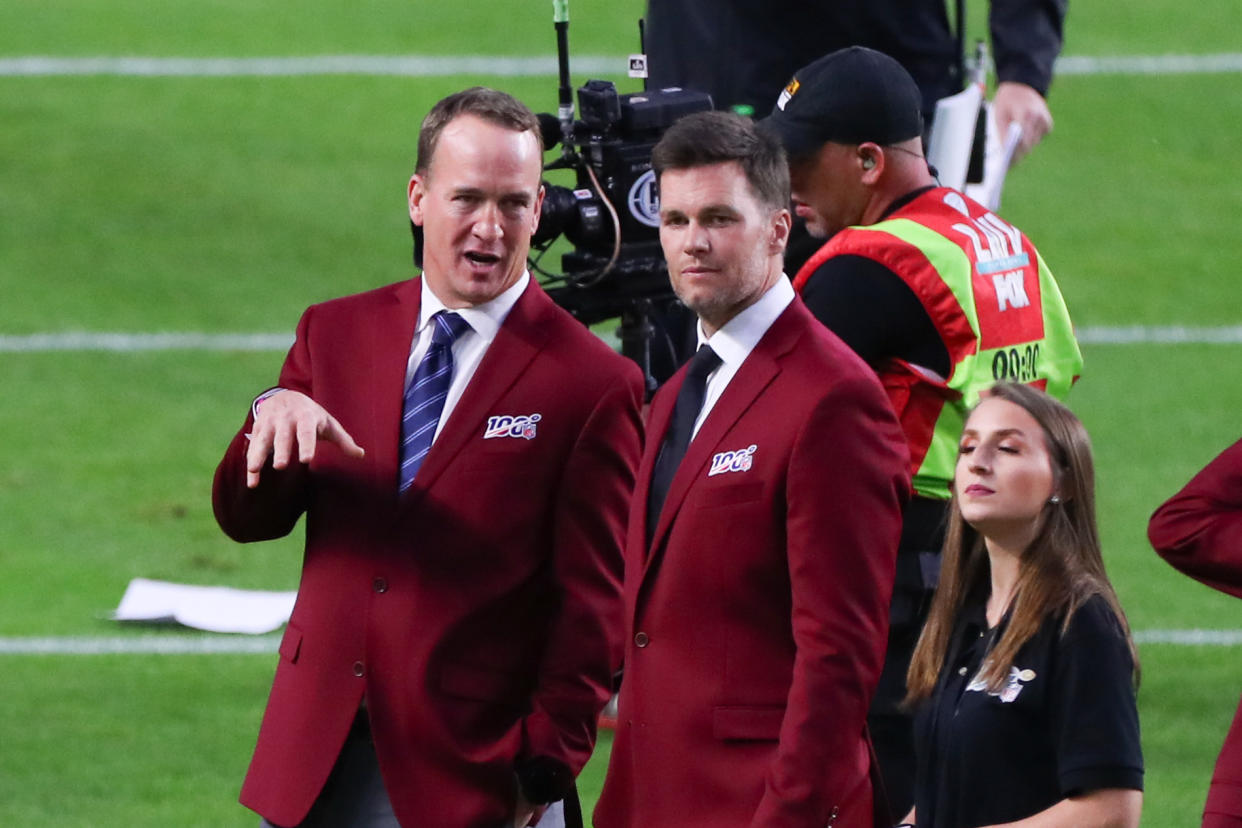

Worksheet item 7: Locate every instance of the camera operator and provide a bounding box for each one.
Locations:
[759,46,1083,818]
[645,0,1061,163]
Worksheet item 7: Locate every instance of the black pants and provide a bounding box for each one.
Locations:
[259,710,582,828]
[869,496,949,819]
[261,711,398,828]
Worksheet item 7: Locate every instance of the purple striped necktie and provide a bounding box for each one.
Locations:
[398,310,471,491]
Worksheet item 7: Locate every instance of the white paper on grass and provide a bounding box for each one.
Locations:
[112,577,296,634]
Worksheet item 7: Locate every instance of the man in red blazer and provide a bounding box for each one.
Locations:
[593,112,910,828]
[213,87,643,828]
[1149,436,1242,828]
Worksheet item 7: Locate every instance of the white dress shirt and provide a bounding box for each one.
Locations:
[405,271,529,444]
[691,276,795,439]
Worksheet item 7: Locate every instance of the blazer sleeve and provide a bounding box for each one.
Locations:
[1148,436,1242,599]
[751,373,911,827]
[520,364,644,776]
[212,307,316,542]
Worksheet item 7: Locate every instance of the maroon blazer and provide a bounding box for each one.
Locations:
[1149,437,1242,827]
[594,298,910,828]
[213,277,643,828]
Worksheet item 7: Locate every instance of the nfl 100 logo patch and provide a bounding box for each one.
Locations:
[967,665,1037,703]
[483,413,542,441]
[708,445,757,477]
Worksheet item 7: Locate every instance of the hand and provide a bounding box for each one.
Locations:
[993,81,1054,164]
[513,787,548,828]
[245,390,364,488]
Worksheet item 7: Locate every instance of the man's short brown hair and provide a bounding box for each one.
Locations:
[652,111,790,211]
[416,87,543,175]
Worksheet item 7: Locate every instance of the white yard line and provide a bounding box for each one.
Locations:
[0,55,620,77]
[1133,629,1242,646]
[5,326,1242,353]
[2,54,1242,78]
[0,332,295,352]
[0,634,282,655]
[1076,325,1242,345]
[1056,54,1242,75]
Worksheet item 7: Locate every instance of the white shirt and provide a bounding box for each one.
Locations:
[405,271,529,444]
[691,277,795,439]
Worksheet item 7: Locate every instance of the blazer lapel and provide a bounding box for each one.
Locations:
[642,302,806,579]
[369,279,421,496]
[402,280,549,498]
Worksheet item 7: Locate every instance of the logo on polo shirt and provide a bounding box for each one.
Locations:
[967,665,1037,703]
[708,445,757,477]
[483,413,541,440]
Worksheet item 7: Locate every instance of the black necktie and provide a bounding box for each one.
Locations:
[646,345,722,545]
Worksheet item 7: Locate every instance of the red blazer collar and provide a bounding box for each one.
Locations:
[398,277,555,499]
[641,298,812,563]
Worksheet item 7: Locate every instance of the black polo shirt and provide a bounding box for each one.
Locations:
[912,593,1143,828]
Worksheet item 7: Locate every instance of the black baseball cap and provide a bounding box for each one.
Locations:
[759,46,924,157]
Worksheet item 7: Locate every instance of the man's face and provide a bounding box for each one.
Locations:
[658,161,790,336]
[788,141,869,239]
[408,114,544,308]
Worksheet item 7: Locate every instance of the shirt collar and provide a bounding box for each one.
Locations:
[696,277,795,370]
[959,585,1015,639]
[418,271,530,343]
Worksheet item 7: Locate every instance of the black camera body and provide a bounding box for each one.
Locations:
[535,80,712,386]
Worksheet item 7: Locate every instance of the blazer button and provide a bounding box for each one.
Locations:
[353,661,365,677]
[373,577,388,593]
[634,632,649,648]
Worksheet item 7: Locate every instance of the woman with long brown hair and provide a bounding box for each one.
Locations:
[900,383,1142,827]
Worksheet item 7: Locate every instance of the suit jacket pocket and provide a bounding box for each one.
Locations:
[438,661,523,704]
[713,705,784,741]
[278,623,303,664]
[696,482,764,509]
[459,440,535,466]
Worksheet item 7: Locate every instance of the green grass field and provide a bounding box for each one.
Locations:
[2,0,1240,824]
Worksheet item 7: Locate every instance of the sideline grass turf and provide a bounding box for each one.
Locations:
[2,0,1241,824]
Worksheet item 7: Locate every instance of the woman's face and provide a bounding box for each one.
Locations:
[954,397,1057,543]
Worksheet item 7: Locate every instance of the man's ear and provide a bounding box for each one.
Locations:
[408,174,426,226]
[858,142,883,181]
[529,183,546,234]
[770,208,793,254]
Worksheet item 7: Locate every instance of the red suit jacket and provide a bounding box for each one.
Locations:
[594,299,910,828]
[1149,437,1242,827]
[213,277,643,828]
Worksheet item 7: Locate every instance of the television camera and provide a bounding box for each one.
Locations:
[532,1,712,391]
